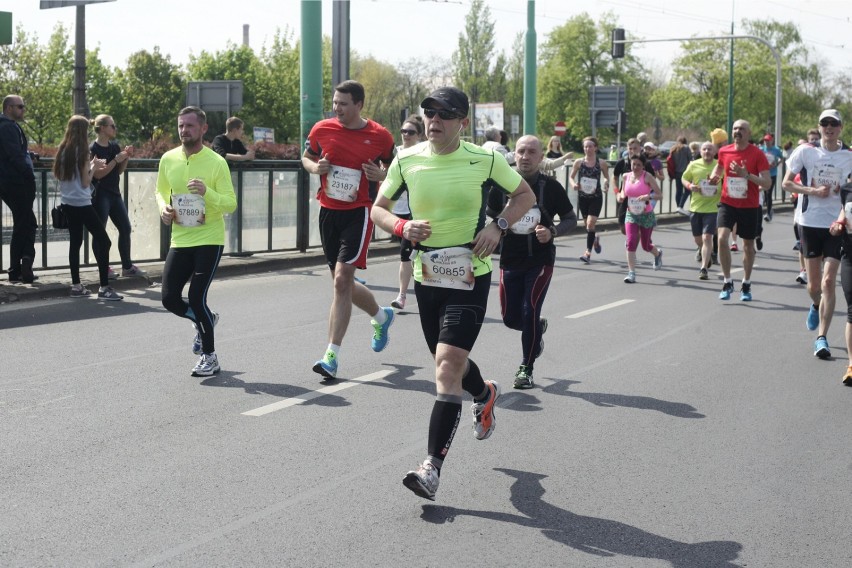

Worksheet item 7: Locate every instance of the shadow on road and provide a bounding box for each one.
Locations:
[421,468,742,567]
[541,379,705,418]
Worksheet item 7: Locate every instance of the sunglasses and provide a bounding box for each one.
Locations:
[400,128,417,136]
[423,108,460,120]
[820,119,841,127]
[12,104,25,109]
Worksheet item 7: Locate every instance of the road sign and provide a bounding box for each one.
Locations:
[554,121,567,136]
[186,81,243,113]
[40,1,115,8]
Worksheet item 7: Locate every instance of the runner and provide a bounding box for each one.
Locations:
[570,137,609,263]
[371,87,535,500]
[156,106,236,377]
[618,154,663,283]
[682,141,722,280]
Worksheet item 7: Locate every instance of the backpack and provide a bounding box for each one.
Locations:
[666,151,676,178]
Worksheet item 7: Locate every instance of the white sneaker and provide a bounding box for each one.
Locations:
[391,294,406,310]
[191,353,220,377]
[403,460,440,500]
[796,270,807,284]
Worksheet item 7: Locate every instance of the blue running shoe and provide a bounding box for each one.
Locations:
[593,238,602,254]
[814,336,831,359]
[312,352,338,380]
[719,281,733,300]
[371,307,395,352]
[740,282,752,302]
[806,304,819,331]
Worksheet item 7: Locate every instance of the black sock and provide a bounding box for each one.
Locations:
[461,359,487,400]
[427,395,462,471]
[586,230,596,251]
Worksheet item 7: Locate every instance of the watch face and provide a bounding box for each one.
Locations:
[497,217,509,230]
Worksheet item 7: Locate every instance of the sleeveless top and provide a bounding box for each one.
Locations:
[577,159,602,198]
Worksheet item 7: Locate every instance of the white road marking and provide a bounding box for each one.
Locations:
[241,369,394,416]
[565,299,635,319]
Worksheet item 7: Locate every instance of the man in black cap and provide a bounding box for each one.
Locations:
[371,86,535,501]
[0,94,38,283]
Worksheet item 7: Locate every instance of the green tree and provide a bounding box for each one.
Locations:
[85,48,126,133]
[537,12,649,149]
[0,24,74,144]
[115,47,185,141]
[452,0,495,107]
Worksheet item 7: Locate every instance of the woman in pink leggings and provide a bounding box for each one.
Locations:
[618,154,663,283]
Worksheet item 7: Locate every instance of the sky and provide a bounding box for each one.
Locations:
[5,0,852,76]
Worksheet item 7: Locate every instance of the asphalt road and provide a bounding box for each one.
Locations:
[2,210,851,567]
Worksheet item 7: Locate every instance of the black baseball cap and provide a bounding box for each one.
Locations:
[420,87,469,117]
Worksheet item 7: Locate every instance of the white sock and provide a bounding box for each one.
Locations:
[372,308,387,325]
[326,344,340,358]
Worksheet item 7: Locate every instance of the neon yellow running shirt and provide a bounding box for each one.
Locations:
[380,140,523,280]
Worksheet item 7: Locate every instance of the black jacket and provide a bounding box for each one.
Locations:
[0,114,35,185]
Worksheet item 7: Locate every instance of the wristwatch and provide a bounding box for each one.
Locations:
[495,217,509,234]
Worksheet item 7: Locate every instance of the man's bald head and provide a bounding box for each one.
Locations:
[514,135,544,177]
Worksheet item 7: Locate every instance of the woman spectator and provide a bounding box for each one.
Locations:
[546,136,563,159]
[618,154,663,283]
[570,136,609,263]
[54,115,122,300]
[389,115,425,309]
[90,114,145,279]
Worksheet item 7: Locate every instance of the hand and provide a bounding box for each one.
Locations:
[811,185,830,198]
[161,205,175,225]
[124,145,134,157]
[472,221,503,258]
[187,178,207,196]
[90,157,107,173]
[829,220,846,235]
[404,219,432,242]
[315,153,330,175]
[362,161,386,182]
[534,224,552,243]
[245,148,256,161]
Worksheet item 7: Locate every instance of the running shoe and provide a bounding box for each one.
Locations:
[121,264,147,277]
[814,336,831,360]
[593,238,602,254]
[793,241,801,251]
[653,248,663,270]
[107,267,118,280]
[391,294,406,310]
[312,352,338,380]
[623,270,636,284]
[806,304,819,331]
[403,460,440,501]
[97,286,123,301]
[796,270,807,284]
[513,365,534,389]
[740,281,752,302]
[70,284,91,298]
[756,237,763,251]
[580,253,591,264]
[730,243,739,252]
[371,307,395,352]
[354,276,367,285]
[719,281,734,300]
[699,268,709,280]
[472,380,501,440]
[842,366,852,386]
[534,317,548,359]
[191,353,220,377]
[192,311,220,355]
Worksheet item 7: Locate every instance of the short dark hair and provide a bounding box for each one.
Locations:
[334,80,365,105]
[178,106,207,125]
[225,116,244,132]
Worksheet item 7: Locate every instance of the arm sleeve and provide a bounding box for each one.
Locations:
[202,159,237,214]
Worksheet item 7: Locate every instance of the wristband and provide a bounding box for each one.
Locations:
[393,218,407,238]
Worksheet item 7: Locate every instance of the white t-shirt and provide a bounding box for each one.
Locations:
[787,143,852,228]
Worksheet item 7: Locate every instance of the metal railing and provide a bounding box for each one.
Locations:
[1,159,336,272]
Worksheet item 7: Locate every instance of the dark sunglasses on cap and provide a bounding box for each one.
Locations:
[819,118,840,127]
[400,128,417,136]
[423,108,460,120]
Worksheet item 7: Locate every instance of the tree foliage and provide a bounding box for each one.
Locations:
[115,47,185,142]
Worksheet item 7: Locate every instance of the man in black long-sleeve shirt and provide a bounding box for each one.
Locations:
[0,95,37,283]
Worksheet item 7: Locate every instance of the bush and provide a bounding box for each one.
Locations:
[252,141,302,160]
[132,135,178,159]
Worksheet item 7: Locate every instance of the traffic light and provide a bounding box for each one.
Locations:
[619,110,628,131]
[611,28,625,59]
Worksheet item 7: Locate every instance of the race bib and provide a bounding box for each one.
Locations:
[699,180,717,196]
[845,202,852,234]
[325,164,362,202]
[579,176,598,195]
[510,205,542,235]
[172,193,205,227]
[727,177,748,199]
[814,166,842,192]
[627,197,647,215]
[420,247,474,290]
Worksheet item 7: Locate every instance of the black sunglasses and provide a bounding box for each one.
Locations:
[820,119,841,127]
[400,128,417,136]
[423,108,460,120]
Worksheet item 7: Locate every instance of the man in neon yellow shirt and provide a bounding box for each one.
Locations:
[371,87,535,501]
[682,141,722,280]
[156,106,236,377]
